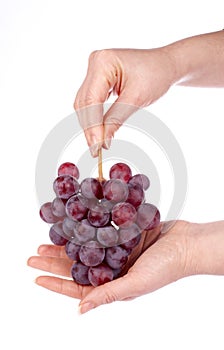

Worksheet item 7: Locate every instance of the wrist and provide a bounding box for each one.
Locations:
[187,221,224,276]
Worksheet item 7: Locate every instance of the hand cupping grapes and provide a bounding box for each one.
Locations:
[39,160,160,287]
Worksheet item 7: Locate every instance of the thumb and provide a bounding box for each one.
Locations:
[103,98,139,149]
[78,274,135,314]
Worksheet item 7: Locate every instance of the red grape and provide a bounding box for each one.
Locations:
[65,240,80,260]
[129,174,150,190]
[73,219,96,244]
[103,179,129,202]
[87,206,110,227]
[53,175,79,199]
[96,225,119,247]
[49,222,68,246]
[66,194,88,221]
[62,217,78,239]
[51,197,66,218]
[80,178,103,199]
[136,203,160,230]
[71,262,90,285]
[109,162,132,183]
[88,264,114,287]
[79,240,105,266]
[126,183,144,208]
[39,160,160,288]
[119,223,140,243]
[112,202,137,228]
[105,245,130,269]
[39,202,59,224]
[58,162,80,179]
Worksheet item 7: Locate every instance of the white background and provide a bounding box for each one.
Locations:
[0,0,224,349]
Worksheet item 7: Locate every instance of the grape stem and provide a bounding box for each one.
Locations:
[98,148,103,183]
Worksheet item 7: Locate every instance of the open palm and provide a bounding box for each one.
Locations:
[28,220,194,313]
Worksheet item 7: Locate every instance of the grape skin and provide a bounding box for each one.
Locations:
[112,202,137,228]
[79,241,105,267]
[103,179,129,203]
[119,223,141,249]
[53,175,79,199]
[39,202,59,224]
[71,262,90,285]
[105,245,130,269]
[97,225,119,247]
[49,222,68,246]
[65,240,80,260]
[73,219,96,244]
[136,203,160,230]
[58,162,80,179]
[66,194,88,221]
[80,178,103,200]
[126,183,144,208]
[109,162,132,183]
[87,207,110,227]
[88,264,114,287]
[51,197,66,218]
[129,174,150,191]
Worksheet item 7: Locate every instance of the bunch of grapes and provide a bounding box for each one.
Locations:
[39,161,160,287]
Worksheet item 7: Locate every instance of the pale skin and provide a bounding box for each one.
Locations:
[28,30,224,314]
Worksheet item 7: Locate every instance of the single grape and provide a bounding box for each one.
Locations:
[88,264,114,287]
[49,222,68,246]
[71,262,90,285]
[53,175,79,199]
[79,241,105,266]
[129,174,150,191]
[105,245,130,269]
[65,240,80,260]
[112,202,137,228]
[87,206,110,227]
[73,219,96,244]
[97,225,119,247]
[80,178,103,199]
[119,223,141,249]
[126,183,144,208]
[39,202,59,224]
[58,162,80,179]
[109,162,132,183]
[66,194,88,221]
[62,217,78,239]
[136,203,160,230]
[103,179,129,203]
[51,197,66,217]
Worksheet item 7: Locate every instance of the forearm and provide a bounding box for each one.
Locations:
[166,30,224,87]
[189,221,224,276]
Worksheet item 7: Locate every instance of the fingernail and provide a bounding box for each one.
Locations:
[79,302,95,315]
[103,138,111,150]
[90,143,100,158]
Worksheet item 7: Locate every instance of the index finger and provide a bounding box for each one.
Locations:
[74,50,118,156]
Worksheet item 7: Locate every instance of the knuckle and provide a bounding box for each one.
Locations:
[103,286,119,304]
[89,49,114,65]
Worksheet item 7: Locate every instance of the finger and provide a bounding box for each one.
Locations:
[75,104,104,157]
[37,244,68,259]
[103,98,139,148]
[27,256,73,277]
[35,276,93,299]
[74,51,118,156]
[79,274,136,314]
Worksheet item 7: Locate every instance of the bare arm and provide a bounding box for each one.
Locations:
[74,30,224,156]
[168,30,224,87]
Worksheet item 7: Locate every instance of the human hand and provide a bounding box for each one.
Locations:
[28,220,224,314]
[74,47,177,156]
